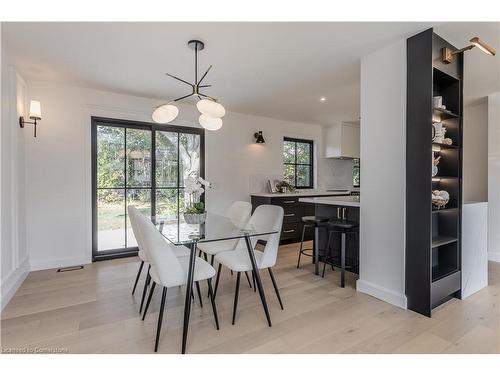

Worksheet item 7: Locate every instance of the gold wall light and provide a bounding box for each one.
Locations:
[442,37,496,64]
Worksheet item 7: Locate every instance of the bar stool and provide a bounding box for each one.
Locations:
[322,219,358,287]
[297,216,329,274]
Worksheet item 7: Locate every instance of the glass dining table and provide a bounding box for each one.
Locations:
[153,212,278,354]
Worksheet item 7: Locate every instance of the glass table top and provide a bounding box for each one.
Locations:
[153,212,278,246]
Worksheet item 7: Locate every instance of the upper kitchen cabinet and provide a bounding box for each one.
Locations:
[325,121,360,159]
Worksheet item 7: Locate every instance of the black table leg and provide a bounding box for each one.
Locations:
[181,241,197,354]
[244,235,272,327]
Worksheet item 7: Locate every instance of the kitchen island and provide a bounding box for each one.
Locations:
[298,196,360,278]
[251,191,354,244]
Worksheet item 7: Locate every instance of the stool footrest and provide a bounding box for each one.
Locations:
[299,248,313,257]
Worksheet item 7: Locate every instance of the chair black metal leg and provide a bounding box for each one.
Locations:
[268,268,284,310]
[232,272,241,325]
[139,265,151,313]
[244,271,252,288]
[195,281,203,308]
[252,270,256,292]
[297,225,307,268]
[132,260,144,295]
[154,287,167,352]
[142,281,156,320]
[231,270,233,276]
[213,263,222,300]
[207,254,216,298]
[203,252,208,262]
[206,278,219,330]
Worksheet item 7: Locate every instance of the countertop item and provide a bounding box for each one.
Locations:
[250,190,351,198]
[298,195,360,207]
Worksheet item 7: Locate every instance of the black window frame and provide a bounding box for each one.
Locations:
[91,116,205,262]
[283,137,314,189]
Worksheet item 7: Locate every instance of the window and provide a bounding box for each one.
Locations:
[91,117,204,261]
[283,137,314,189]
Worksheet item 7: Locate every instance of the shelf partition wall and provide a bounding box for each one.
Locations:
[406,28,463,317]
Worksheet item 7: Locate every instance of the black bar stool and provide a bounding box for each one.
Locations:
[297,216,329,274]
[322,219,358,287]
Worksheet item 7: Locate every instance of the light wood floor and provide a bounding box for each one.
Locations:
[1,242,499,354]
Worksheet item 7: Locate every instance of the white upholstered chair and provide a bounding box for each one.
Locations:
[197,201,253,289]
[197,201,252,264]
[214,204,284,324]
[134,210,219,352]
[128,206,190,313]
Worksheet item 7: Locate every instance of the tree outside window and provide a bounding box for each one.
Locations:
[283,137,314,189]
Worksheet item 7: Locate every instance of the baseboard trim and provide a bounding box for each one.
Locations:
[356,279,407,309]
[488,251,500,263]
[1,256,30,311]
[30,255,91,272]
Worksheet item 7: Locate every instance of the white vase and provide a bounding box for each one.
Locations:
[183,212,207,224]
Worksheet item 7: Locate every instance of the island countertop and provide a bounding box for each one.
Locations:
[299,195,360,207]
[250,190,351,198]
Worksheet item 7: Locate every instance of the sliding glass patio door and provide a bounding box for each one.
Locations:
[91,117,204,261]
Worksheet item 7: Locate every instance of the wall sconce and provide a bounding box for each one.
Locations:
[19,100,42,137]
[254,131,265,144]
[442,36,496,64]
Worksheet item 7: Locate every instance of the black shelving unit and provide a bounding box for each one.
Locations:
[406,28,463,317]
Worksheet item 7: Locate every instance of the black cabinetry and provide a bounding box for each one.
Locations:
[406,28,463,317]
[250,194,343,244]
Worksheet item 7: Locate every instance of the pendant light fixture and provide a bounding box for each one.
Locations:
[152,40,226,130]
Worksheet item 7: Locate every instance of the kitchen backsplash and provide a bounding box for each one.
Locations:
[318,158,355,189]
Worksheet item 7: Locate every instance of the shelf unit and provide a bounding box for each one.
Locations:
[406,28,463,317]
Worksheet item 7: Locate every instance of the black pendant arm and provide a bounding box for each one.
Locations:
[198,85,212,88]
[165,73,194,87]
[173,93,195,102]
[198,92,218,102]
[197,65,212,85]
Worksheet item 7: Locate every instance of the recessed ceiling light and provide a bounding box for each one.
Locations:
[320,97,327,102]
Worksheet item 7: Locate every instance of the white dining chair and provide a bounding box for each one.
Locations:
[197,201,252,264]
[214,204,284,324]
[128,206,192,313]
[134,211,219,352]
[197,201,253,288]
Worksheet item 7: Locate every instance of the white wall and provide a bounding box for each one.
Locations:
[357,39,407,309]
[463,102,488,202]
[24,79,325,270]
[1,32,30,310]
[488,92,500,262]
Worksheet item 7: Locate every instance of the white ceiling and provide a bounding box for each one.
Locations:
[3,22,499,125]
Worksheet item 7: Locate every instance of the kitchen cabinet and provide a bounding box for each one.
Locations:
[325,121,360,159]
[251,194,344,244]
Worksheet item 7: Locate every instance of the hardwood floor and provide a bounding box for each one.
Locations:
[1,241,499,354]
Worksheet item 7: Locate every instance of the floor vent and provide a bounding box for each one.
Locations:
[57,265,84,273]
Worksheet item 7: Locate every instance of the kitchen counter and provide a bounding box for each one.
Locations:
[250,190,351,198]
[299,195,360,207]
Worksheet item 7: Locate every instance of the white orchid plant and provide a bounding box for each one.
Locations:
[184,176,211,214]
